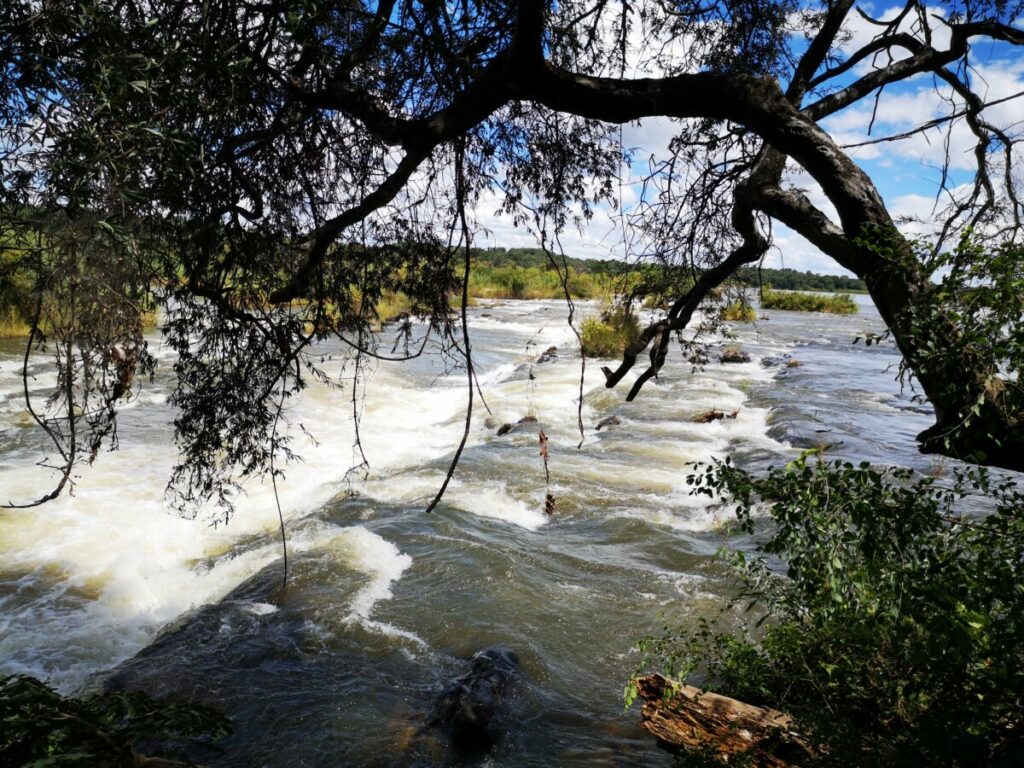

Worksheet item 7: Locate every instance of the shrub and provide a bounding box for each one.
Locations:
[0,675,231,766]
[580,306,640,357]
[467,263,615,300]
[721,302,756,322]
[760,286,857,314]
[633,457,1024,767]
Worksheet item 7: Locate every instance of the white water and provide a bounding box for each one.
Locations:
[0,300,783,693]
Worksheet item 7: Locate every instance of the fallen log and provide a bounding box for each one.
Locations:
[635,674,814,767]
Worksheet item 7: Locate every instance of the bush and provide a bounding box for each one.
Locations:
[580,307,640,357]
[721,302,756,322]
[633,457,1024,767]
[467,263,613,300]
[760,287,857,314]
[0,675,231,766]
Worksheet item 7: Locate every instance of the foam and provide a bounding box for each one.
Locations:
[319,525,413,622]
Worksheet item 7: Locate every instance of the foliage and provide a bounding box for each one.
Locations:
[580,307,641,357]
[896,236,1024,463]
[733,267,866,293]
[0,674,230,767]
[1,0,1022,507]
[467,262,612,300]
[720,302,756,322]
[633,457,1024,766]
[759,287,857,314]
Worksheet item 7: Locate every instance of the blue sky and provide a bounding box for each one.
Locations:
[471,3,1024,275]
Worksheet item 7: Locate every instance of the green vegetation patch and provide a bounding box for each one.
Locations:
[632,457,1024,766]
[721,302,756,322]
[760,286,857,314]
[468,263,612,300]
[580,307,640,358]
[0,674,230,766]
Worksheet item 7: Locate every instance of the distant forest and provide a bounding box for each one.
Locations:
[473,248,868,292]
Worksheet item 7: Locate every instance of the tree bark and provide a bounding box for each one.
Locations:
[635,674,814,767]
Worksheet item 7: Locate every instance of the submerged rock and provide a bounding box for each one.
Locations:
[428,648,520,750]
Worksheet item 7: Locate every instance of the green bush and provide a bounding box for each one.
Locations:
[467,263,613,300]
[721,302,756,322]
[633,457,1024,767]
[760,286,857,314]
[580,307,640,357]
[0,674,231,766]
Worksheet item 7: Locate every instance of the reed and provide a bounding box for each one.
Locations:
[760,286,857,314]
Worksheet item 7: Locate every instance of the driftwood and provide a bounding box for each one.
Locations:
[636,674,814,767]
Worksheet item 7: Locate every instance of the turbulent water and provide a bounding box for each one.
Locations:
[0,296,936,766]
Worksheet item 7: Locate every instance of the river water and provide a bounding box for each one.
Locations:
[0,295,936,766]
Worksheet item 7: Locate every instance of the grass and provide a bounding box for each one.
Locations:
[468,263,615,300]
[721,302,756,322]
[580,307,640,357]
[760,286,858,314]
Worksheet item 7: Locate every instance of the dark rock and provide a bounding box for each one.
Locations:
[429,648,520,750]
[691,409,740,424]
[536,346,559,364]
[720,348,751,364]
[596,415,621,431]
[496,416,539,436]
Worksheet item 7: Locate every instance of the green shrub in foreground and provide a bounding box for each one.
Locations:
[760,287,857,314]
[0,675,231,766]
[632,457,1024,767]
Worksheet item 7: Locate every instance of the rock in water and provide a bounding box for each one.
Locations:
[536,346,559,364]
[429,648,519,750]
[720,347,751,363]
[596,415,621,431]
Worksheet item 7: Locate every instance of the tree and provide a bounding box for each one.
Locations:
[1,0,1022,513]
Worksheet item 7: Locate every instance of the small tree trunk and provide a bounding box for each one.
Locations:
[635,674,815,767]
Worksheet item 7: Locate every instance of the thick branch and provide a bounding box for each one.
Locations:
[602,152,782,394]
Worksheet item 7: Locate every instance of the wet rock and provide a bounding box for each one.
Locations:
[496,416,539,437]
[720,347,751,364]
[429,648,520,750]
[536,346,559,364]
[691,409,740,424]
[762,354,802,369]
[596,415,621,431]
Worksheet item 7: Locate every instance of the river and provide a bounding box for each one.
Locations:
[0,295,936,766]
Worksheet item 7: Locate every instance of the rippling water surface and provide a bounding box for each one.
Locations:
[0,295,936,766]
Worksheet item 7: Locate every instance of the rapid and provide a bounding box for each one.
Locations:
[0,295,935,766]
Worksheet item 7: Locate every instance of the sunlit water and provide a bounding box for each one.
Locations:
[0,295,937,766]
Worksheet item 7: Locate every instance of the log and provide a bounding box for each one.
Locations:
[635,674,814,767]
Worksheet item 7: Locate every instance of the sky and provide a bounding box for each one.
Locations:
[469,2,1024,276]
